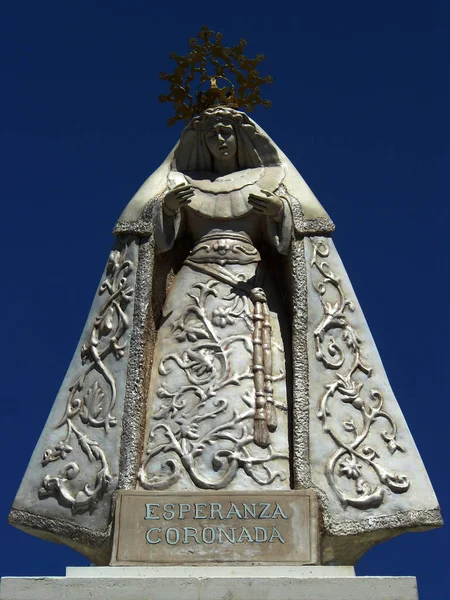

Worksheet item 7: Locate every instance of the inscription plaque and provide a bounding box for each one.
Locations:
[112,490,319,565]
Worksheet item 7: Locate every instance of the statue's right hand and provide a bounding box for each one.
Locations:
[163,183,194,215]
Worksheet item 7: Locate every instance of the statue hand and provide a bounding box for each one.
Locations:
[248,190,284,222]
[163,183,194,215]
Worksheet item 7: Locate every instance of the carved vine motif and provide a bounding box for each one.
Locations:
[138,277,288,490]
[189,239,260,266]
[39,245,134,514]
[311,240,410,509]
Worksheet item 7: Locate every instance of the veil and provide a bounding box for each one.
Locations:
[114,107,334,235]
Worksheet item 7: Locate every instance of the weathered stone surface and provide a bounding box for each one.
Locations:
[9,237,140,563]
[66,565,356,577]
[304,236,441,562]
[111,490,319,565]
[0,568,418,600]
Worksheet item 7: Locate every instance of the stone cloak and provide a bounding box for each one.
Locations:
[9,117,442,565]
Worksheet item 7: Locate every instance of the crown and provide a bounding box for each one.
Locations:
[159,26,273,126]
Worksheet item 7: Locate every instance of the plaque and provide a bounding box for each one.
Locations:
[111,490,319,565]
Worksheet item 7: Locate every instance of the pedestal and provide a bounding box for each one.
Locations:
[0,566,419,600]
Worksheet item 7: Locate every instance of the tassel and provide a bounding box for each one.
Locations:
[265,401,277,432]
[254,418,270,448]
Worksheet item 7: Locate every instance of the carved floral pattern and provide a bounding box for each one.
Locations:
[311,240,410,509]
[188,236,260,266]
[138,277,288,490]
[39,244,134,514]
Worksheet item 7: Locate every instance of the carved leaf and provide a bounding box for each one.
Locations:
[78,433,96,463]
[324,301,340,315]
[81,381,105,421]
[98,307,114,338]
[342,326,360,351]
[343,420,356,432]
[387,439,405,454]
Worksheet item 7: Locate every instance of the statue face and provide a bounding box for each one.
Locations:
[205,121,237,161]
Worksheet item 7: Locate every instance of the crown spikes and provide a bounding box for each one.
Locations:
[159,28,272,126]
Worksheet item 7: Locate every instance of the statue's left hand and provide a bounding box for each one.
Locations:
[248,190,284,222]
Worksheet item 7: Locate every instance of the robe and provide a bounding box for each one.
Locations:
[9,115,442,566]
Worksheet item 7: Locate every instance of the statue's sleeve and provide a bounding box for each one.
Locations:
[264,196,293,255]
[153,196,184,253]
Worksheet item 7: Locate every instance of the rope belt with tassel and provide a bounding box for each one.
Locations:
[184,258,277,448]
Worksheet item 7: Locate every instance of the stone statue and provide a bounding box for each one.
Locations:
[9,32,441,567]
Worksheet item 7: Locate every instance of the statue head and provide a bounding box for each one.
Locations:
[174,107,280,173]
[204,119,237,162]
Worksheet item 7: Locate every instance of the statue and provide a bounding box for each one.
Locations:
[9,28,441,567]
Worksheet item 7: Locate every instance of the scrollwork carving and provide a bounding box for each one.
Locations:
[138,274,288,490]
[311,240,410,510]
[187,234,260,266]
[39,243,134,514]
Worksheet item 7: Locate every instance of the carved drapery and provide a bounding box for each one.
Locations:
[39,244,135,514]
[138,234,290,490]
[310,240,410,510]
[10,100,442,565]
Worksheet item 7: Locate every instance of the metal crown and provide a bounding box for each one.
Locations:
[159,26,273,126]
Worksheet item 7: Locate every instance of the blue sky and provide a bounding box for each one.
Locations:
[1,2,449,598]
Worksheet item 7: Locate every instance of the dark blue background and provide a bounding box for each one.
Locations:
[1,2,449,598]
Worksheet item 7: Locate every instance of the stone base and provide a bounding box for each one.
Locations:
[0,566,418,600]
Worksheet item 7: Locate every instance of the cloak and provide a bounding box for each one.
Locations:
[10,110,441,565]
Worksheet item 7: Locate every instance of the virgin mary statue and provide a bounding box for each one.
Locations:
[10,104,441,565]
